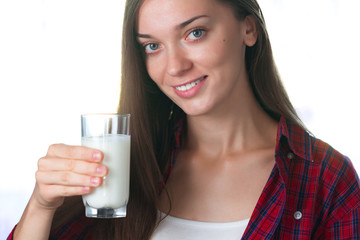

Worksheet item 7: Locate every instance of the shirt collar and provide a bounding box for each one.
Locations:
[276,116,312,162]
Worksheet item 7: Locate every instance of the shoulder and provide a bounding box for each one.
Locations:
[311,136,351,169]
[277,117,360,235]
[310,136,359,190]
[311,139,360,237]
[310,136,360,219]
[295,132,360,232]
[278,117,359,187]
[278,117,360,215]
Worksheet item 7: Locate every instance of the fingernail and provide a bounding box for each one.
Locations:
[92,152,102,160]
[91,177,100,185]
[82,186,91,193]
[96,166,106,174]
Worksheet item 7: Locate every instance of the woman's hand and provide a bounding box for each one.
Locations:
[33,143,108,210]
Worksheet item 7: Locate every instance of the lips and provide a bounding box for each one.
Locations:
[173,75,207,98]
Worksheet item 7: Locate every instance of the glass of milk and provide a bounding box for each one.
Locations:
[81,113,130,218]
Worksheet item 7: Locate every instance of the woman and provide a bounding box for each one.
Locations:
[9,0,360,239]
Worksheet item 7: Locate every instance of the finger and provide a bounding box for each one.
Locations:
[38,157,108,177]
[47,144,103,162]
[40,184,92,200]
[36,170,103,187]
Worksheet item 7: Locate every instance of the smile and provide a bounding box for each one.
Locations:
[175,76,207,92]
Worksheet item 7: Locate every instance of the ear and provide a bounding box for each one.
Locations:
[243,15,258,47]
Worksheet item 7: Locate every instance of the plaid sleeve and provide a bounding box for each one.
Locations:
[321,155,360,239]
[5,216,94,240]
[324,207,360,239]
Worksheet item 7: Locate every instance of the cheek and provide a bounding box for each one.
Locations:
[145,58,174,98]
[215,39,245,76]
[145,59,163,85]
[216,36,244,61]
[187,48,218,72]
[195,36,242,70]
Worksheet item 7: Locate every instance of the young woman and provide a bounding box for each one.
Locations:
[9,0,360,239]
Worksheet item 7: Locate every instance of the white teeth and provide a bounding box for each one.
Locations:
[179,85,186,91]
[175,77,205,91]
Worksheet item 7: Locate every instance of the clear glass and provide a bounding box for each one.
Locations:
[81,113,130,218]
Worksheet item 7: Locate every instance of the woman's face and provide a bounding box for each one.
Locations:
[137,0,256,116]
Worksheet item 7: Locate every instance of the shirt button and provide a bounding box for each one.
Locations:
[287,152,294,159]
[294,211,302,220]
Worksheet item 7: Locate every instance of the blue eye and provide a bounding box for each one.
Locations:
[187,29,205,40]
[144,43,159,54]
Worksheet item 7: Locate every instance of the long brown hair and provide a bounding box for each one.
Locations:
[51,0,305,239]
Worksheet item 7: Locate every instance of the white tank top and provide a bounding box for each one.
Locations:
[151,212,250,240]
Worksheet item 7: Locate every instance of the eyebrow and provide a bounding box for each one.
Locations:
[137,15,209,39]
[179,15,209,29]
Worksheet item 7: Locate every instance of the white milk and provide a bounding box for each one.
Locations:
[82,134,130,209]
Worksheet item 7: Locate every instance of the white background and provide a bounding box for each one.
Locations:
[0,0,359,238]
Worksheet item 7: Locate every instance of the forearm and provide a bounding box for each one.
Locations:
[13,193,56,240]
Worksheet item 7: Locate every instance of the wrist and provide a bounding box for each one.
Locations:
[29,193,60,213]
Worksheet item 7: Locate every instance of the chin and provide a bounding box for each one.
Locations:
[172,97,214,117]
[179,105,211,117]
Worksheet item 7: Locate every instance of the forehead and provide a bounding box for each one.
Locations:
[137,0,221,32]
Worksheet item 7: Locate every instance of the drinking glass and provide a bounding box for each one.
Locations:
[81,113,130,218]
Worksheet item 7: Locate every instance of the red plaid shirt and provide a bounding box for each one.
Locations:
[8,117,360,239]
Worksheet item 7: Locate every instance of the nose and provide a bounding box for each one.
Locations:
[166,46,192,77]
